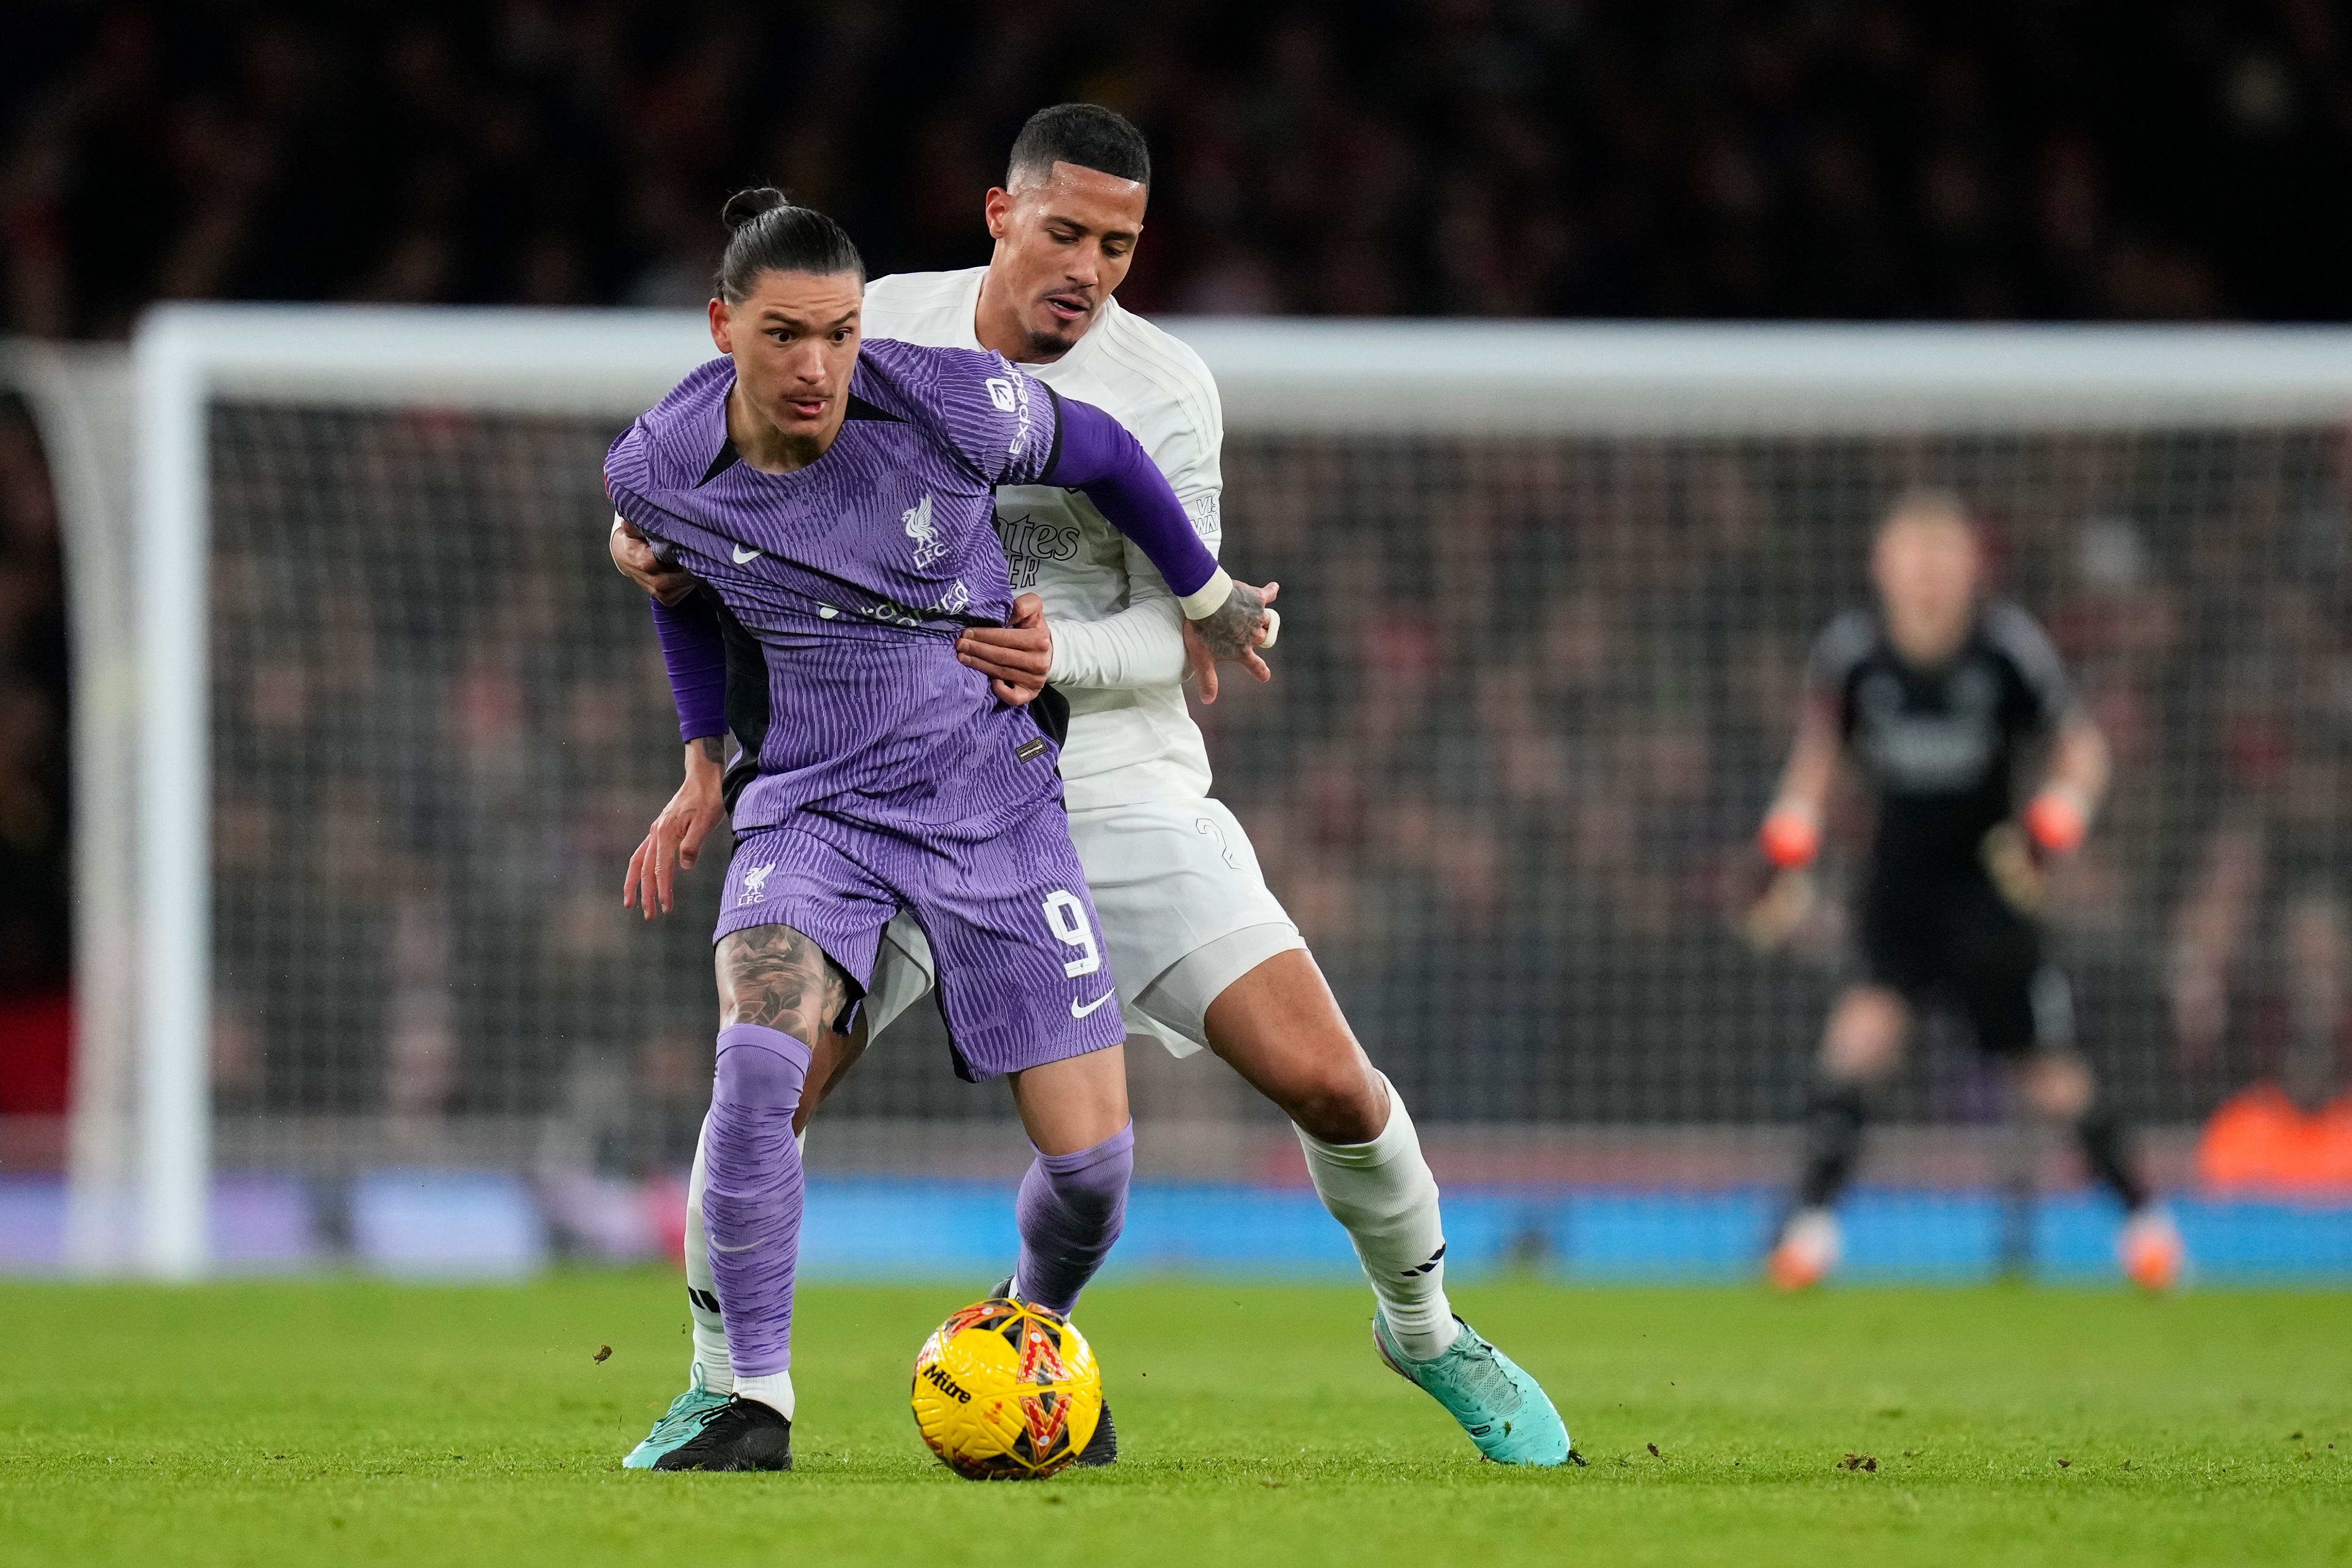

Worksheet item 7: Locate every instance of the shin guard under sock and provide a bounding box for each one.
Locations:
[701,1024,811,1411]
[1013,1123,1134,1315]
[1298,1075,1454,1362]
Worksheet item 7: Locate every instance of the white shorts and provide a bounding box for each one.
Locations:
[862,796,1303,1057]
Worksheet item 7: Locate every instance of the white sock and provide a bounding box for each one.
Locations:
[684,1118,734,1393]
[732,1370,795,1420]
[1298,1074,1455,1361]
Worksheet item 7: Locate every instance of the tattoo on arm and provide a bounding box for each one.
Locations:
[717,923,851,1044]
[695,735,725,764]
[1193,580,1268,659]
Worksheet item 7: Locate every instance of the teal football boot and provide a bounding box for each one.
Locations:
[622,1364,732,1470]
[1372,1314,1580,1467]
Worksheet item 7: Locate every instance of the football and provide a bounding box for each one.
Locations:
[910,1296,1103,1480]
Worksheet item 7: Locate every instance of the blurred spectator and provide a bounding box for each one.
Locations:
[12,3,2352,1151]
[6,2,2352,337]
[2195,1035,2352,1194]
[27,358,2352,1140]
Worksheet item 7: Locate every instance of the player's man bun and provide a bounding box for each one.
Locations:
[1006,103,1150,189]
[716,187,864,302]
[721,186,793,231]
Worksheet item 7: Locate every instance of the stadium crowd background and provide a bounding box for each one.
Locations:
[8,2,2352,331]
[4,2,2351,1197]
[185,406,2352,1194]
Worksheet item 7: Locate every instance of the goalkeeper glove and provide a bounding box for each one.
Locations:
[1757,803,1822,870]
[2023,785,2089,857]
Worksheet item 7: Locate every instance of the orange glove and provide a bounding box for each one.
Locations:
[2024,787,2088,857]
[1758,805,1821,870]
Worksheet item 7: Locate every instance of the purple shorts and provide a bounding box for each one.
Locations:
[714,800,1124,1080]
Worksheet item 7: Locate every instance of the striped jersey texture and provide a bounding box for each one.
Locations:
[605,339,1066,832]
[862,267,1227,812]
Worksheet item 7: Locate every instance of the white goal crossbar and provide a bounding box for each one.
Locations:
[89,304,2352,1274]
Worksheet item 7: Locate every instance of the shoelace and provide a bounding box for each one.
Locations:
[653,1390,721,1431]
[665,1400,748,1452]
[692,1400,743,1432]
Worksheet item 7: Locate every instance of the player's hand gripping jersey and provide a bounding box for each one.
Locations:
[608,337,1228,830]
[862,268,1220,810]
[612,341,1071,832]
[608,338,1230,1077]
[853,270,1301,1058]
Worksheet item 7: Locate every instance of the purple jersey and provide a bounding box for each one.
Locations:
[606,341,1067,831]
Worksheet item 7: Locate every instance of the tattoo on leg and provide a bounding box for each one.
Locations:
[718,924,850,1044]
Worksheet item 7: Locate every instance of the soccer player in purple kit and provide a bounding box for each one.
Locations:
[606,188,1273,1472]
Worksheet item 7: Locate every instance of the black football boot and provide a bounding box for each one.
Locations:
[995,1275,1117,1468]
[652,1395,793,1472]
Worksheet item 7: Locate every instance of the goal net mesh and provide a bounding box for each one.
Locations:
[198,398,2350,1206]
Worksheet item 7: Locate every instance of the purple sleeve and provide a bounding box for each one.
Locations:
[1042,394,1219,599]
[650,592,727,742]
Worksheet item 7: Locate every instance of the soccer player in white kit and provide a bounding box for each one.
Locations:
[616,104,1572,1469]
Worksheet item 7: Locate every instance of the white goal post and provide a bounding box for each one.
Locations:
[69,305,2352,1275]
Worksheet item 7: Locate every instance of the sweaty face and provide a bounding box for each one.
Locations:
[709,270,863,451]
[1873,513,1982,665]
[982,162,1148,359]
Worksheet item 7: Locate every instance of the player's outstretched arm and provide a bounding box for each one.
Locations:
[623,589,730,917]
[1740,693,1842,949]
[625,737,727,917]
[1042,395,1276,678]
[2023,713,2111,857]
[1011,539,1270,705]
[1981,711,2114,915]
[1037,542,1191,692]
[1758,694,1842,870]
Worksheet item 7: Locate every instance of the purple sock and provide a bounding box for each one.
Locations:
[702,1023,811,1379]
[1013,1122,1134,1315]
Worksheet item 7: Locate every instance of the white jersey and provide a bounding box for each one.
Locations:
[861,267,1222,811]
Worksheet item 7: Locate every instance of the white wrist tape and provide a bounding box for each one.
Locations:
[1178,566,1235,621]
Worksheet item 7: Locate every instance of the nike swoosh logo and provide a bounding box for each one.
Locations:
[1069,992,1116,1019]
[732,545,764,564]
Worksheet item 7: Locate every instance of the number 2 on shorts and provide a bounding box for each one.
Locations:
[1042,890,1102,978]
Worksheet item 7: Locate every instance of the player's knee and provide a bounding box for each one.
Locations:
[715,1032,810,1112]
[1281,1054,1386,1145]
[2023,1054,2093,1121]
[1037,1127,1133,1228]
[1823,989,1906,1080]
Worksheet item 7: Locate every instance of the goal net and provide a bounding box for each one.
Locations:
[36,310,2352,1278]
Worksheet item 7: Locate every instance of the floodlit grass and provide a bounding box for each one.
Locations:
[0,1273,2346,1567]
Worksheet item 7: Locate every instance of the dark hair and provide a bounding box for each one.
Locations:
[715,188,864,302]
[1005,103,1150,188]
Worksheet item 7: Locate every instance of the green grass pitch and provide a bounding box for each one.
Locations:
[1,1274,2346,1567]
